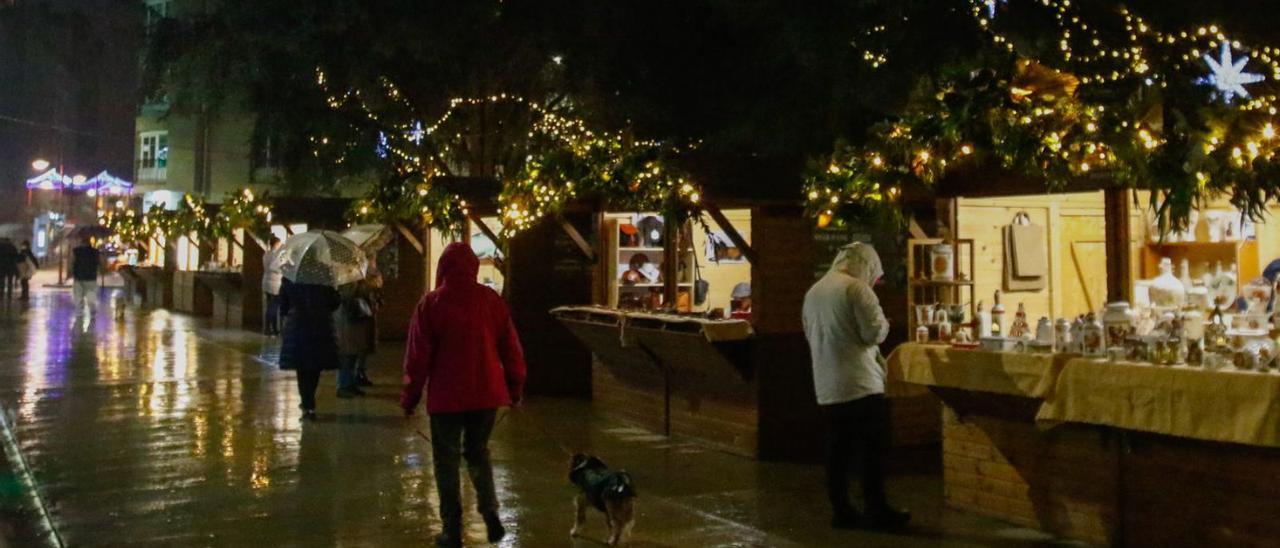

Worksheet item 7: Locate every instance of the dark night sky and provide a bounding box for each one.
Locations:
[0,0,139,222]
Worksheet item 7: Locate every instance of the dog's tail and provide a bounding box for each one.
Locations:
[612,471,637,499]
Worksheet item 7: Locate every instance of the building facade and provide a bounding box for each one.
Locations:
[134,0,265,206]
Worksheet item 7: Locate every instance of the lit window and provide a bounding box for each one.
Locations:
[139,131,169,169]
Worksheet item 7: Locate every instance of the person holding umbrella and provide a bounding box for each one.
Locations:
[276,231,367,421]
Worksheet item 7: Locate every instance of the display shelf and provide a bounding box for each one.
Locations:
[906,238,977,338]
[604,215,697,311]
[908,279,975,287]
[1140,238,1258,290]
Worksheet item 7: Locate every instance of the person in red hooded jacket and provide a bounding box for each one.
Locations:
[401,242,526,547]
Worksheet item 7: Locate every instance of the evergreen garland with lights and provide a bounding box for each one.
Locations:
[817,0,1280,233]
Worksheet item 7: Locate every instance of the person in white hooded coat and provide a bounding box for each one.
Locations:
[803,242,909,530]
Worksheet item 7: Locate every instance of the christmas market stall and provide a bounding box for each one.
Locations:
[804,1,1280,545]
[325,79,938,459]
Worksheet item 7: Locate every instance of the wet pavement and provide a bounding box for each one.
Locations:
[0,284,1081,547]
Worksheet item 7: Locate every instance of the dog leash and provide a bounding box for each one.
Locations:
[410,408,513,445]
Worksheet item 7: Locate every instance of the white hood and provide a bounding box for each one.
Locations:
[829,242,883,285]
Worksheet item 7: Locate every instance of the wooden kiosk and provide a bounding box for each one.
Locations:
[887,171,1280,545]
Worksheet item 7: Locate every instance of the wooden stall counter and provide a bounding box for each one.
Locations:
[888,343,1117,546]
[133,266,173,309]
[551,306,756,456]
[892,343,1280,546]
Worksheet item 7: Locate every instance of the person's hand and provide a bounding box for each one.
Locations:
[510,395,524,411]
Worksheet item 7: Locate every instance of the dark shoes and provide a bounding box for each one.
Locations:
[300,409,317,422]
[356,372,374,387]
[865,506,911,531]
[336,387,365,399]
[483,511,506,543]
[433,533,461,548]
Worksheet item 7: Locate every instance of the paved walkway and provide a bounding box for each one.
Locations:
[0,285,1078,547]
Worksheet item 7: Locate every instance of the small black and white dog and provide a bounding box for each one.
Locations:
[569,453,637,546]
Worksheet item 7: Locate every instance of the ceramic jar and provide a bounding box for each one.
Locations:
[1036,317,1054,346]
[1103,302,1135,349]
[933,306,952,342]
[1186,286,1211,312]
[1209,262,1237,308]
[1070,316,1086,353]
[1055,318,1072,352]
[1083,312,1105,356]
[1149,258,1187,308]
[930,243,954,281]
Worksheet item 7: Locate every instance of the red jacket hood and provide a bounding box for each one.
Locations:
[437,242,479,288]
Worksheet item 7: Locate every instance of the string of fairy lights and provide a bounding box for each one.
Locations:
[102,188,273,249]
[316,67,703,236]
[812,0,1280,231]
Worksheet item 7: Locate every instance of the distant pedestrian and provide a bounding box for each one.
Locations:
[70,238,101,315]
[17,240,38,300]
[263,236,283,336]
[0,238,18,299]
[334,279,377,398]
[401,243,526,548]
[278,277,341,421]
[802,242,910,531]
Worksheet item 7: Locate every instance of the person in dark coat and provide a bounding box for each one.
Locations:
[0,238,19,299]
[278,277,342,421]
[17,241,38,300]
[334,280,377,398]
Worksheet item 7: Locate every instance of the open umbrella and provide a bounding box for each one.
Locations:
[341,224,394,251]
[276,230,367,287]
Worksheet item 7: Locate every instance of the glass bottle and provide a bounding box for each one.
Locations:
[991,290,1005,337]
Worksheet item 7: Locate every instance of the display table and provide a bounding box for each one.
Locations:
[890,342,1280,547]
[887,343,1073,399]
[1038,359,1280,448]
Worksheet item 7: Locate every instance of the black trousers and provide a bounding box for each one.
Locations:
[824,394,890,514]
[296,369,321,411]
[429,409,499,534]
[19,277,29,300]
[263,293,280,335]
[0,275,14,298]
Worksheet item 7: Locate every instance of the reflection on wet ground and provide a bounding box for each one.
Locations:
[0,288,1078,547]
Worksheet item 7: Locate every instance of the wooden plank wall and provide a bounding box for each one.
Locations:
[957,192,1145,321]
[942,405,1118,545]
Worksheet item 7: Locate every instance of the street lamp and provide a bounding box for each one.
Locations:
[31,159,50,171]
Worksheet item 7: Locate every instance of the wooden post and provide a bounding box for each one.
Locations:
[1104,187,1132,304]
[662,218,680,307]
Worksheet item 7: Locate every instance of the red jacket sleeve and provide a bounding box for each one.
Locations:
[495,298,527,402]
[400,296,434,411]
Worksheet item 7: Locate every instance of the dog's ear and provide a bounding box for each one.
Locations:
[570,453,587,470]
